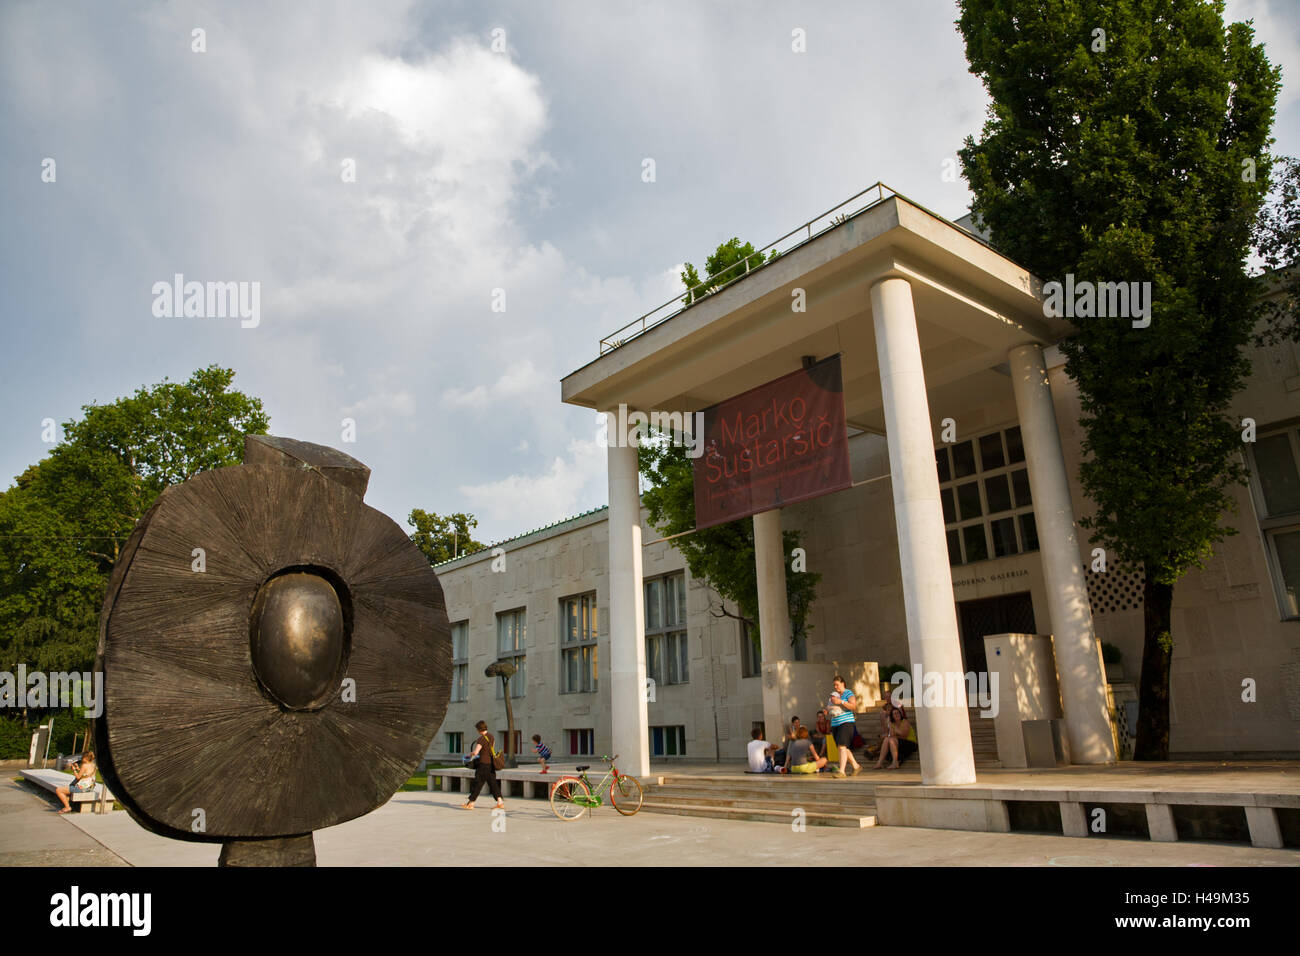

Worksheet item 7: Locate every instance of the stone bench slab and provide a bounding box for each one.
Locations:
[19,768,115,812]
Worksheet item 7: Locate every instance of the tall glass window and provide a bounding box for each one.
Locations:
[937,425,1038,566]
[495,608,526,698]
[1248,425,1300,619]
[645,572,689,686]
[739,620,761,678]
[450,621,468,702]
[560,593,598,693]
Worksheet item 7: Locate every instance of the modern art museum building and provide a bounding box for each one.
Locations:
[424,188,1300,782]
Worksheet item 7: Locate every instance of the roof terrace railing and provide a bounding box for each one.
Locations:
[598,181,898,355]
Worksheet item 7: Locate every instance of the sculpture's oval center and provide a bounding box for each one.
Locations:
[250,571,344,711]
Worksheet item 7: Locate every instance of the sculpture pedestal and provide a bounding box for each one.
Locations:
[219,834,316,867]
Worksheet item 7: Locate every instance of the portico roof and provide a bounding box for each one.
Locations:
[560,186,1069,434]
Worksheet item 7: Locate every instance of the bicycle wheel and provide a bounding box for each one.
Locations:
[550,777,591,821]
[610,774,643,815]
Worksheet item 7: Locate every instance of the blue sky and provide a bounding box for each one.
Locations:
[3,0,1297,545]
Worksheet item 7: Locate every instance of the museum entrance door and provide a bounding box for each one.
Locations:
[956,591,1036,675]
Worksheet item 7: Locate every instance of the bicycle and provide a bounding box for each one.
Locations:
[549,754,643,820]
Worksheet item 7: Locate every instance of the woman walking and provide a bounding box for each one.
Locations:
[828,675,862,776]
[462,720,504,810]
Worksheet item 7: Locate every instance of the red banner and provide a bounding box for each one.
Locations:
[692,355,852,529]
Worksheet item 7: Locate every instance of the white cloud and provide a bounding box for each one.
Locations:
[441,358,551,410]
[457,437,606,533]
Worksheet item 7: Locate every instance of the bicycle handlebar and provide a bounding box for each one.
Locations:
[602,754,618,763]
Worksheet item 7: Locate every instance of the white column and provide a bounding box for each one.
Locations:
[1008,344,1116,764]
[871,277,976,786]
[753,508,790,741]
[606,428,650,776]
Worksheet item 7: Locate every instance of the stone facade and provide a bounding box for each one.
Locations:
[427,334,1300,763]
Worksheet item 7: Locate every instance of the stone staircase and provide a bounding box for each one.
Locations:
[640,773,879,828]
[969,707,1000,764]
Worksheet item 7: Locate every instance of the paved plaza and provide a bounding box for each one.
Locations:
[3,771,1296,867]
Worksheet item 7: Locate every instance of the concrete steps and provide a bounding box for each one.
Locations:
[969,707,1000,764]
[640,801,876,828]
[641,774,878,828]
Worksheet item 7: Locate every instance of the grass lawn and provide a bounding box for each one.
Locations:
[400,762,456,792]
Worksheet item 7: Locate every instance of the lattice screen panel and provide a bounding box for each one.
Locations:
[1086,566,1144,614]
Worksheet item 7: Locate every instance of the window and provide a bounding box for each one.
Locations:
[1248,424,1300,619]
[936,425,1038,566]
[450,621,468,702]
[497,730,522,756]
[560,593,598,693]
[445,732,462,754]
[645,573,689,686]
[649,725,687,757]
[567,728,594,756]
[740,620,762,678]
[741,617,804,670]
[791,623,808,661]
[495,609,526,698]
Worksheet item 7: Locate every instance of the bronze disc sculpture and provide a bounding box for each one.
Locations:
[93,435,450,866]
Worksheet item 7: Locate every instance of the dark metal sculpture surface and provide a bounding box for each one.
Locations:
[93,435,450,866]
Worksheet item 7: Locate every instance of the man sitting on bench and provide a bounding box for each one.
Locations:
[55,751,97,814]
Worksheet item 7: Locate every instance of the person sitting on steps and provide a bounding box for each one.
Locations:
[783,726,828,774]
[873,707,912,770]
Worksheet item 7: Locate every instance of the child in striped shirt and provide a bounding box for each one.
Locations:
[532,734,552,773]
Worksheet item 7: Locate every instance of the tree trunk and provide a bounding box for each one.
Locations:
[502,677,517,769]
[1134,572,1174,760]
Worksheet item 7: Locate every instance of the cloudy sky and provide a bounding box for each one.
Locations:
[3,0,1298,546]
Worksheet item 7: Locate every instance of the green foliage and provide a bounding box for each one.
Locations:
[638,429,820,647]
[407,510,486,565]
[66,365,270,492]
[879,663,912,686]
[1253,155,1300,345]
[0,367,268,675]
[0,715,33,759]
[957,0,1279,758]
[1101,642,1123,664]
[0,713,87,759]
[680,237,775,306]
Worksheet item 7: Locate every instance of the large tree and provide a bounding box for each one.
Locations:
[0,366,268,677]
[641,239,820,651]
[957,0,1279,758]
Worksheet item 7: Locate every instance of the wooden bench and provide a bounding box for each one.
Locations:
[19,768,115,813]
